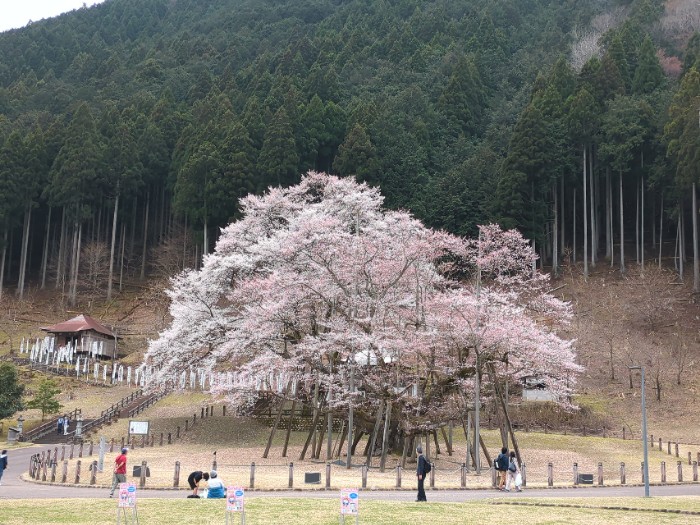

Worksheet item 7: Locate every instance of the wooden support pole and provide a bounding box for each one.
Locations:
[61,460,68,483]
[361,464,368,489]
[379,401,392,472]
[90,460,98,485]
[661,461,667,483]
[441,426,452,456]
[693,461,698,482]
[598,462,603,486]
[429,462,435,488]
[548,463,553,487]
[326,462,331,489]
[282,398,297,458]
[366,401,384,467]
[288,462,294,488]
[620,462,626,485]
[432,429,441,456]
[299,381,322,460]
[677,461,683,482]
[140,460,147,488]
[573,462,579,485]
[250,462,255,489]
[50,460,57,483]
[75,460,82,484]
[395,465,401,488]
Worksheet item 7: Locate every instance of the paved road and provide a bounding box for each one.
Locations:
[3,445,700,501]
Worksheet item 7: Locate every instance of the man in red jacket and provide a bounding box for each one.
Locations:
[109,448,128,497]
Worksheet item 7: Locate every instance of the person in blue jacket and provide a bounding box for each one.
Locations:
[0,450,8,486]
[206,470,226,498]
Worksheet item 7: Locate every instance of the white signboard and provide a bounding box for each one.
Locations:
[118,483,137,508]
[128,421,149,436]
[340,488,359,515]
[226,486,245,512]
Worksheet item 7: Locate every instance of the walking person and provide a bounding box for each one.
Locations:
[57,416,64,435]
[63,416,70,436]
[416,445,429,502]
[495,446,509,490]
[506,451,522,492]
[187,470,210,497]
[109,448,128,497]
[0,450,7,486]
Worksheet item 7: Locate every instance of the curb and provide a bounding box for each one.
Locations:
[489,501,700,516]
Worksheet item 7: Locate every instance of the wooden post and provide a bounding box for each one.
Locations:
[548,462,553,487]
[491,460,498,487]
[693,461,698,482]
[677,461,683,482]
[362,464,368,488]
[623,427,626,440]
[139,460,147,488]
[598,462,603,486]
[675,443,680,458]
[176,426,180,439]
[573,462,579,485]
[75,460,82,484]
[69,443,75,460]
[185,420,188,432]
[425,433,431,463]
[658,438,662,450]
[223,406,226,416]
[620,462,626,485]
[288,462,294,488]
[432,430,441,456]
[447,421,454,456]
[50,460,57,482]
[661,461,667,483]
[173,461,180,487]
[250,462,255,489]
[109,439,114,453]
[395,465,401,488]
[168,432,172,444]
[650,434,654,448]
[201,407,205,419]
[429,462,435,488]
[141,435,145,448]
[90,460,98,485]
[61,445,66,461]
[121,437,125,449]
[159,433,163,446]
[697,452,700,465]
[61,460,68,483]
[461,463,466,488]
[689,452,693,466]
[150,434,154,447]
[641,462,645,484]
[326,463,331,489]
[89,441,94,456]
[78,443,83,458]
[668,441,672,455]
[521,462,527,487]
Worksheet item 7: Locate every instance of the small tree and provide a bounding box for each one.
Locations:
[0,362,25,419]
[27,379,62,421]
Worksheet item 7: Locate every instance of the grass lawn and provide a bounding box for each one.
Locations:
[0,497,699,525]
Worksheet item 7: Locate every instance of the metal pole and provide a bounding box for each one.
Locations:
[640,366,649,497]
[630,365,650,497]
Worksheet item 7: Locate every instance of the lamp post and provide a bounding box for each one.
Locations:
[17,415,25,434]
[76,413,84,438]
[629,365,649,497]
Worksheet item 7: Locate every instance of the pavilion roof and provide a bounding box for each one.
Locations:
[41,314,116,338]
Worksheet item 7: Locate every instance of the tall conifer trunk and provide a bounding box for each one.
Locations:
[605,169,611,259]
[693,183,699,292]
[140,191,150,280]
[658,194,664,268]
[641,176,645,271]
[0,227,7,300]
[560,177,565,256]
[583,146,588,278]
[56,208,67,289]
[107,191,119,300]
[619,171,625,273]
[552,181,558,276]
[41,207,52,289]
[589,146,596,267]
[17,202,32,299]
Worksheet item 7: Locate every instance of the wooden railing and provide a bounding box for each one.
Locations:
[20,408,81,442]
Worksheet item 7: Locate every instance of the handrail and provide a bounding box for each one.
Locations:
[21,408,81,442]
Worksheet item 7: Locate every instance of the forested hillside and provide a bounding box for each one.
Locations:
[0,0,698,306]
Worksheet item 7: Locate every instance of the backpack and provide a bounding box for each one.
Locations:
[423,458,431,474]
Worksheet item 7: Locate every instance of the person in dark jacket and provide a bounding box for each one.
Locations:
[187,470,210,497]
[495,446,509,490]
[0,450,7,486]
[416,445,428,502]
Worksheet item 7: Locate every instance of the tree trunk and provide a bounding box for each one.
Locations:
[636,178,640,265]
[573,187,577,263]
[679,202,685,279]
[693,183,699,292]
[605,168,611,260]
[552,181,558,276]
[0,226,7,301]
[17,202,32,300]
[619,171,625,274]
[589,145,596,267]
[140,191,150,280]
[641,176,645,271]
[658,194,664,268]
[56,208,67,289]
[40,207,52,289]
[583,145,588,278]
[560,176,565,257]
[203,218,208,260]
[107,192,119,300]
[119,222,126,291]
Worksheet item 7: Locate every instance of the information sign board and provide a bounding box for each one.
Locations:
[227,487,245,512]
[340,488,359,515]
[128,421,149,436]
[118,483,137,508]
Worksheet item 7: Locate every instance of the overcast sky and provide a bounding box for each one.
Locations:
[1,1,107,33]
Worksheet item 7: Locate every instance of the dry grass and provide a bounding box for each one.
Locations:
[0,497,699,525]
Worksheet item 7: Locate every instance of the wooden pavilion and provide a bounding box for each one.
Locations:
[41,314,118,360]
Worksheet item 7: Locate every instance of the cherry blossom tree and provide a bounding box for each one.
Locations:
[144,172,579,448]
